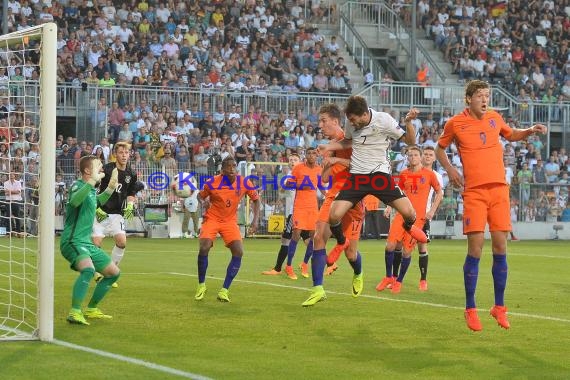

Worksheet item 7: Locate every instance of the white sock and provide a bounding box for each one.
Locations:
[112,245,125,266]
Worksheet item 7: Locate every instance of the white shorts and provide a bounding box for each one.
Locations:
[92,214,126,238]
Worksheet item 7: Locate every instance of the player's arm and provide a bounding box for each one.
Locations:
[400,108,419,145]
[68,182,95,208]
[318,138,351,155]
[427,187,444,221]
[504,124,547,141]
[96,168,119,205]
[436,119,463,188]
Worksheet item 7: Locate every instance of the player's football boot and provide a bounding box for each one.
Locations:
[419,280,428,291]
[94,273,104,283]
[464,308,483,331]
[327,240,350,265]
[391,281,402,294]
[66,309,90,325]
[299,262,309,278]
[404,224,428,243]
[325,263,338,276]
[285,265,298,280]
[217,288,230,302]
[375,276,395,291]
[301,285,327,307]
[261,268,281,275]
[352,273,364,297]
[194,283,207,301]
[490,305,510,329]
[84,307,112,319]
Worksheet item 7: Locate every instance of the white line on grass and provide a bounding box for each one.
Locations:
[52,339,213,380]
[139,271,570,324]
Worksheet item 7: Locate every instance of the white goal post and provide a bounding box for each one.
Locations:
[0,23,57,341]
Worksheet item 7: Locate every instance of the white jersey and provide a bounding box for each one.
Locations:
[344,108,404,174]
[426,170,444,213]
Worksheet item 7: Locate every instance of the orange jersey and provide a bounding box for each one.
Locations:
[398,167,441,220]
[363,194,380,211]
[438,109,513,189]
[325,131,352,199]
[199,175,259,222]
[290,162,322,210]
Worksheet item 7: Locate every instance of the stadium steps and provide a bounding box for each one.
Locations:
[313,24,365,91]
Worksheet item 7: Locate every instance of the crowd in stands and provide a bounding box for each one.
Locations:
[409,0,570,104]
[1,0,570,229]
[4,0,354,94]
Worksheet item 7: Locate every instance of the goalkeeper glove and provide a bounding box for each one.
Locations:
[87,159,105,187]
[123,202,135,221]
[96,207,108,223]
[104,167,119,194]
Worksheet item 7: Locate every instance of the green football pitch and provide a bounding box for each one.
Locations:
[2,238,569,379]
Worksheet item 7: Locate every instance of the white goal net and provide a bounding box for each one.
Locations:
[0,24,56,341]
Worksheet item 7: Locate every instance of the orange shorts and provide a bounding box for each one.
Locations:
[319,196,364,240]
[293,207,318,231]
[462,184,511,234]
[341,201,365,240]
[387,213,426,252]
[200,219,241,246]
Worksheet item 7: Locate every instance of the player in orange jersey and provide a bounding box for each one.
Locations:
[302,103,365,307]
[194,156,260,302]
[280,148,321,279]
[375,146,442,294]
[261,153,312,276]
[435,80,547,331]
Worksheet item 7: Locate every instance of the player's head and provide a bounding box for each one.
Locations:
[221,156,237,180]
[344,96,370,129]
[79,155,102,176]
[114,142,131,168]
[318,103,342,138]
[422,146,436,167]
[406,145,422,167]
[305,147,318,164]
[465,80,490,118]
[288,152,301,168]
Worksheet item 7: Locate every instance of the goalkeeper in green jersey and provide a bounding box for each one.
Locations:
[60,155,120,325]
[92,142,140,288]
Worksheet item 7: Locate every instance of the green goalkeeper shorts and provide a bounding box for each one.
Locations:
[61,242,112,273]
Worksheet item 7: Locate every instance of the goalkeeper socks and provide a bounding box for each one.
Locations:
[463,255,480,309]
[330,221,346,245]
[112,245,125,265]
[197,255,208,283]
[88,272,120,308]
[397,256,411,283]
[384,250,394,277]
[222,256,242,289]
[303,239,314,264]
[492,254,508,306]
[274,245,288,272]
[286,239,298,266]
[419,251,428,281]
[392,249,402,278]
[72,267,95,310]
[311,249,326,286]
[349,251,362,275]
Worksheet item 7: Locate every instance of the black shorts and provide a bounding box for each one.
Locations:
[335,172,406,206]
[281,214,311,241]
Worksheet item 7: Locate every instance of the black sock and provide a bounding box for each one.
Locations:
[330,221,346,245]
[403,218,416,231]
[393,249,402,277]
[419,252,428,281]
[275,245,288,272]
